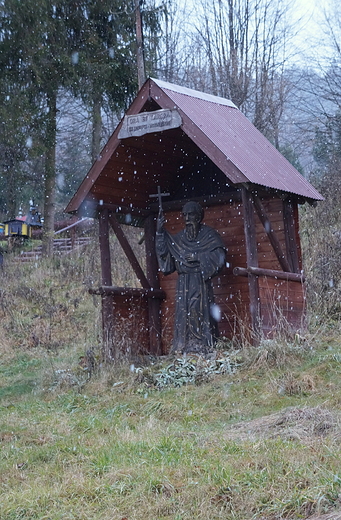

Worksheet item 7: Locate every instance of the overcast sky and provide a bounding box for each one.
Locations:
[291,0,332,65]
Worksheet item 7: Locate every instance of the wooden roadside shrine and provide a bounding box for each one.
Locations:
[66,78,323,360]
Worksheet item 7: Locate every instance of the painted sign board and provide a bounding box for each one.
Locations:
[118,108,182,139]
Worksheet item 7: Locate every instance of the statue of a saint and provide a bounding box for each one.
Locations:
[156,201,225,354]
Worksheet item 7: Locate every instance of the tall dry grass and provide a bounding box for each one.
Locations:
[300,173,341,325]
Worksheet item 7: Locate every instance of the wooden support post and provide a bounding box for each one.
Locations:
[283,198,300,274]
[98,208,115,362]
[144,214,162,355]
[242,187,260,339]
[99,208,112,287]
[252,194,291,273]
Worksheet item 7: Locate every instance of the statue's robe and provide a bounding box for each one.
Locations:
[156,224,225,353]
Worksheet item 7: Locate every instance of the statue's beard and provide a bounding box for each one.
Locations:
[185,223,198,240]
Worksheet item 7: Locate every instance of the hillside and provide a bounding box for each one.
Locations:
[1,238,341,520]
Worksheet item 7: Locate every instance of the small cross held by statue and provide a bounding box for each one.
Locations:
[149,186,170,219]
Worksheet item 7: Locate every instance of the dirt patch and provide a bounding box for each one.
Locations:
[224,406,341,443]
[305,514,341,520]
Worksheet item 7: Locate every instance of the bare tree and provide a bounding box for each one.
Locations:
[155,0,197,84]
[154,0,300,149]
[192,0,298,145]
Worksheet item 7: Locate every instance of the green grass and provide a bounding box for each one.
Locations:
[1,344,341,520]
[1,249,341,519]
[0,354,43,399]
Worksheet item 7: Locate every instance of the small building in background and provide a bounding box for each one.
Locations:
[3,201,43,239]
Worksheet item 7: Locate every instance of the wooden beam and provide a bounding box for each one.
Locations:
[252,194,292,273]
[89,286,165,298]
[241,187,260,337]
[149,190,242,213]
[283,198,300,273]
[98,208,112,286]
[108,212,150,290]
[233,266,305,282]
[98,208,115,361]
[144,215,159,288]
[144,214,162,355]
[99,202,150,218]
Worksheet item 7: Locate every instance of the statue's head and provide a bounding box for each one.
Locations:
[182,201,203,239]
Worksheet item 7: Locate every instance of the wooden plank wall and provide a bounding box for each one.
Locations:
[159,201,249,350]
[158,197,305,351]
[110,293,150,358]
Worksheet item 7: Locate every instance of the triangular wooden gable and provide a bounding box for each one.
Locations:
[66,78,322,218]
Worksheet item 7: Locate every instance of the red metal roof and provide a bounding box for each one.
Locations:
[152,78,323,200]
[66,78,322,214]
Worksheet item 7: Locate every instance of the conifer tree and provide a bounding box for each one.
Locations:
[0,0,163,254]
[0,0,78,255]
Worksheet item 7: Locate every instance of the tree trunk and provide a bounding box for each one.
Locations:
[135,0,146,89]
[6,151,18,219]
[91,95,102,163]
[41,91,57,258]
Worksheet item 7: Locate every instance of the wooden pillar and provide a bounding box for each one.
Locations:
[283,198,300,274]
[99,208,112,286]
[98,208,115,362]
[241,188,261,339]
[144,214,162,355]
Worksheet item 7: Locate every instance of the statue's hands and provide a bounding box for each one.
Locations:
[185,252,198,263]
[156,212,165,233]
